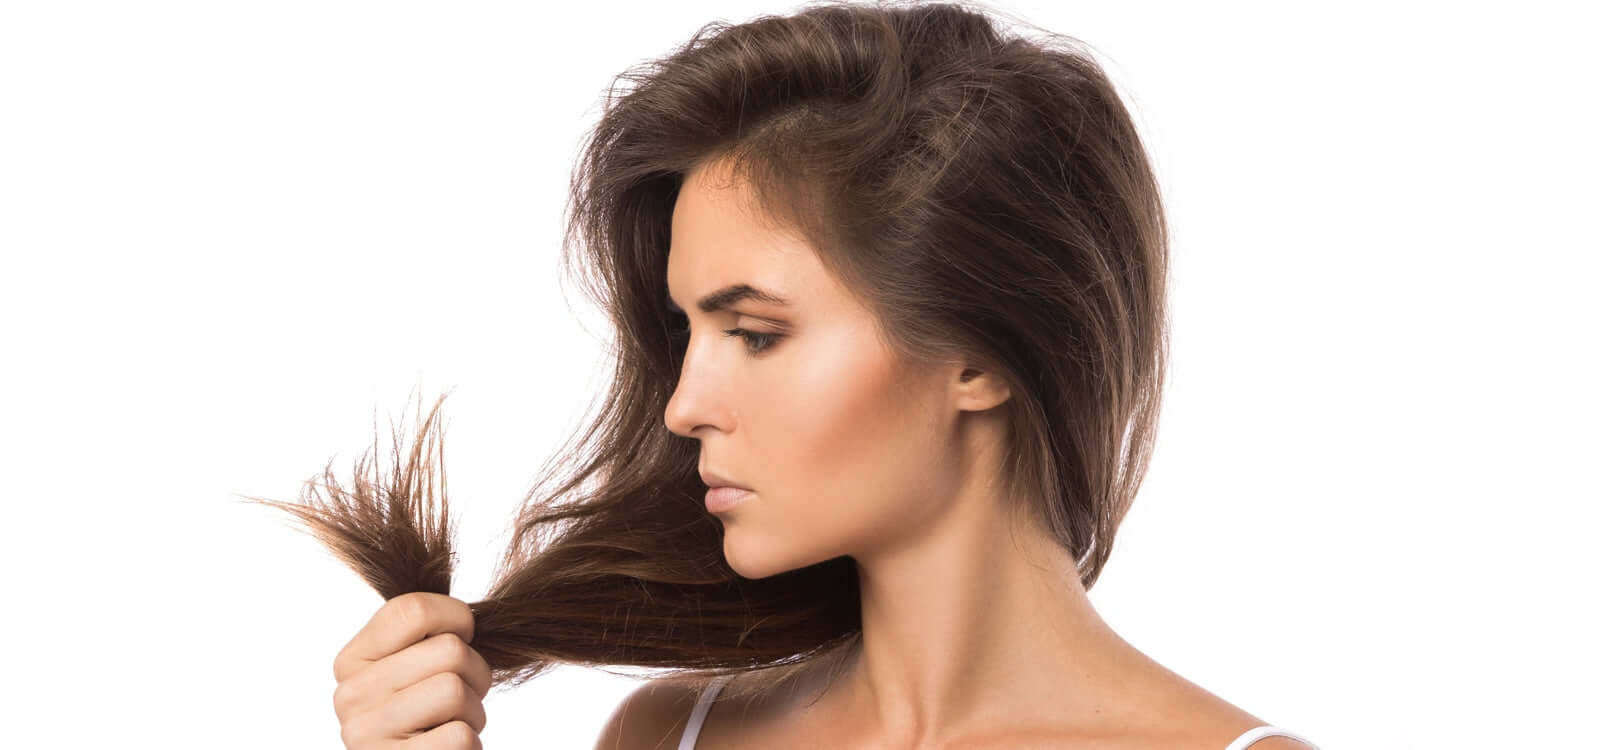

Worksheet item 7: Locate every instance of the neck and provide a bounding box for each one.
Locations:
[827,486,1145,745]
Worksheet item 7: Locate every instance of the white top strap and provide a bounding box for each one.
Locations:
[1224,725,1321,750]
[677,675,732,750]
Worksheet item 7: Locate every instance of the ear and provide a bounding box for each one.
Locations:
[951,363,1012,412]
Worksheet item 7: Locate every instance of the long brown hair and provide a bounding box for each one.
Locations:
[243,0,1168,699]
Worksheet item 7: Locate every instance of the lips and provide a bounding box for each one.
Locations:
[699,467,751,491]
[700,466,753,513]
[705,486,755,513]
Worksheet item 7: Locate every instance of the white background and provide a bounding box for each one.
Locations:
[2,1,1594,748]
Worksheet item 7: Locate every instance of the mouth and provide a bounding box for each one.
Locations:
[699,466,751,492]
[705,486,755,513]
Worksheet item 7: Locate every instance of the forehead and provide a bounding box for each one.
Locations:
[666,162,817,300]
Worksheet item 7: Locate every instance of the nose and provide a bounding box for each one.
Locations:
[663,379,695,438]
[663,345,729,438]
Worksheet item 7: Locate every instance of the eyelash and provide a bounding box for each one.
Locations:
[723,327,781,354]
[668,318,782,355]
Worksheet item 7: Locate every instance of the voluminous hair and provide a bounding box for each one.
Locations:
[245,0,1168,699]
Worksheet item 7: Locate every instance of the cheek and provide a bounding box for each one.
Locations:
[750,324,949,546]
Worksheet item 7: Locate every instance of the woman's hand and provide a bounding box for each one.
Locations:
[331,592,492,749]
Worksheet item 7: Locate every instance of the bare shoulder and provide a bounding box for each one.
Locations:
[1182,699,1319,750]
[1136,668,1317,750]
[1231,738,1317,750]
[593,677,704,750]
[1190,702,1319,749]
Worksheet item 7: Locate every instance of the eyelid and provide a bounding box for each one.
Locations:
[667,314,785,354]
[671,305,789,331]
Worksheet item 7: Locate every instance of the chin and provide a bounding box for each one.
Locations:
[722,535,788,580]
[718,501,863,579]
[720,522,825,580]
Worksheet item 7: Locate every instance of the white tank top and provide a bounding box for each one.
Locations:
[676,675,1322,750]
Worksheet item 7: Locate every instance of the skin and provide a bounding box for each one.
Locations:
[332,592,491,749]
[654,157,1307,749]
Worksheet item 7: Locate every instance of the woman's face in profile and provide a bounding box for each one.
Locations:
[663,159,962,579]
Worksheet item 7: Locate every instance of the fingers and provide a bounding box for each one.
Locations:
[335,592,476,684]
[339,671,483,748]
[333,632,493,723]
[339,671,486,746]
[403,720,482,750]
[385,671,488,737]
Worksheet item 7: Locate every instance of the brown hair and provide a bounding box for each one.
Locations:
[243,0,1168,700]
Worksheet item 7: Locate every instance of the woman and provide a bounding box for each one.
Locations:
[258,1,1322,748]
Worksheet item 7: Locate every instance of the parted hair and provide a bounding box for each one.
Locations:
[245,0,1168,700]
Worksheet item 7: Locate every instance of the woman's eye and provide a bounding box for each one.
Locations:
[666,315,781,356]
[721,327,781,354]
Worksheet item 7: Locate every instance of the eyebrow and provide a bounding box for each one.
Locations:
[666,283,791,314]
